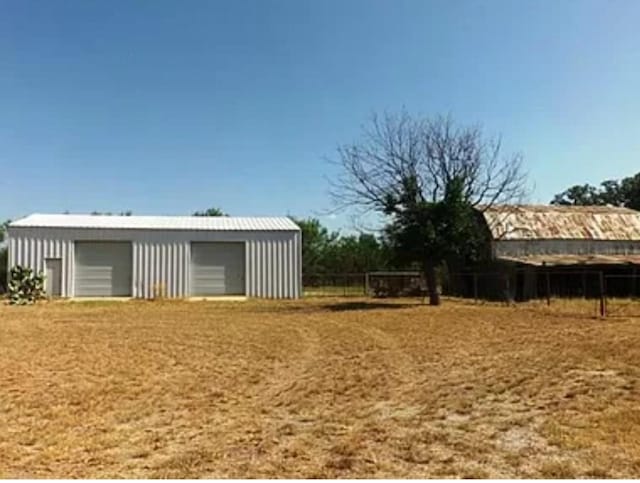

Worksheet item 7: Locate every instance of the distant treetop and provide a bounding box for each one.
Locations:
[90,211,133,216]
[193,207,227,217]
[551,172,640,210]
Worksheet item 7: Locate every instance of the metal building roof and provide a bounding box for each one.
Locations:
[481,205,640,241]
[9,214,300,231]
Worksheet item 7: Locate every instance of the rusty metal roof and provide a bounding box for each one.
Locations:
[481,205,640,241]
[497,253,640,266]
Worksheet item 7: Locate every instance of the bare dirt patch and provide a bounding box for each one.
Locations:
[1,297,640,477]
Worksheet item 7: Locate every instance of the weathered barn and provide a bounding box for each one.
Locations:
[7,214,301,299]
[482,205,640,262]
[465,205,640,300]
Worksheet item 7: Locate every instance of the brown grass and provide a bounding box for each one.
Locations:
[1,297,640,478]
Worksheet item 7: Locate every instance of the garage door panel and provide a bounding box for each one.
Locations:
[191,243,245,295]
[75,242,132,296]
[192,266,225,292]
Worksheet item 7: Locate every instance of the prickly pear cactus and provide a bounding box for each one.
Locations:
[8,265,46,305]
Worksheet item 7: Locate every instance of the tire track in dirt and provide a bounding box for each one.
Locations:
[213,309,427,478]
[322,311,422,388]
[254,320,323,402]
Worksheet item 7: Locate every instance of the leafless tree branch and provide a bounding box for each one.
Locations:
[329,111,528,217]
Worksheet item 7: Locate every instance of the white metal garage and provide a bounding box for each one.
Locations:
[7,214,301,299]
[191,242,245,296]
[74,242,132,296]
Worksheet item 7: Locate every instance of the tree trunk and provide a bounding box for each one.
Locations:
[424,261,441,306]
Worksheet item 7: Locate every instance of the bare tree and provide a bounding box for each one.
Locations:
[330,111,527,304]
[331,111,526,212]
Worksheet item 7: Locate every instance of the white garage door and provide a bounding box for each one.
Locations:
[191,242,245,296]
[74,242,132,297]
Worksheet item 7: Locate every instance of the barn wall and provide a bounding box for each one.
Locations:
[493,239,640,258]
[7,227,301,299]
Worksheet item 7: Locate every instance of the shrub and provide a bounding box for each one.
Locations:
[8,265,46,305]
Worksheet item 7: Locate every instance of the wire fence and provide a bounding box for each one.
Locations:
[604,274,640,318]
[443,269,610,318]
[302,272,425,298]
[302,273,367,297]
[303,269,640,318]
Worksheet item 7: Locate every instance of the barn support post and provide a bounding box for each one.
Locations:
[504,273,511,305]
[631,265,637,299]
[599,271,606,318]
[582,267,587,299]
[543,262,551,306]
[473,273,478,303]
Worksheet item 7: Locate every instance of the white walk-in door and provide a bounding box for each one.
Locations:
[191,242,245,296]
[45,258,62,297]
[74,242,132,296]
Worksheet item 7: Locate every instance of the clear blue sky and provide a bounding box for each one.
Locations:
[1,0,639,231]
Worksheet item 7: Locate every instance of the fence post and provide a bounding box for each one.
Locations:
[365,272,369,296]
[599,271,606,318]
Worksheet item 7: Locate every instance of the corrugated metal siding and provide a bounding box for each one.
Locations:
[132,240,189,298]
[7,227,301,299]
[493,239,640,258]
[8,230,74,296]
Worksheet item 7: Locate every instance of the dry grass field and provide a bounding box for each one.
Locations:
[1,297,640,478]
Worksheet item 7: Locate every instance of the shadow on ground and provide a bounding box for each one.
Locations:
[324,301,421,312]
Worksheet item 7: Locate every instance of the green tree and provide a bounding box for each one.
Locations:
[325,233,389,273]
[293,217,390,274]
[621,173,640,210]
[551,184,600,205]
[0,248,6,292]
[90,211,133,216]
[0,220,10,293]
[330,112,526,305]
[0,220,8,243]
[292,217,338,274]
[193,207,227,216]
[551,172,640,210]
[383,177,485,303]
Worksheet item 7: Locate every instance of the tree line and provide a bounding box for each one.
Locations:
[0,221,9,292]
[551,172,640,209]
[293,218,392,274]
